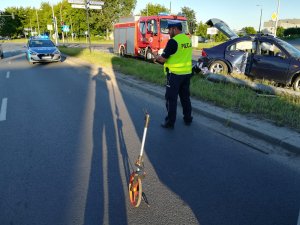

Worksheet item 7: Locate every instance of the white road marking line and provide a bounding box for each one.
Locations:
[6,71,10,79]
[0,98,8,121]
[297,209,300,225]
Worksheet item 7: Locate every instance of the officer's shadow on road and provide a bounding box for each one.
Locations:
[82,67,132,225]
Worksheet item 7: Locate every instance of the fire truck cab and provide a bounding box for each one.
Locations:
[114,13,189,60]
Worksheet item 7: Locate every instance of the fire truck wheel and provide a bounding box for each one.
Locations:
[119,46,125,57]
[145,49,152,61]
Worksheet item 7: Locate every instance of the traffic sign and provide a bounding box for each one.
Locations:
[68,0,85,4]
[47,24,53,31]
[271,12,277,21]
[88,1,104,5]
[71,4,86,9]
[207,27,218,35]
[89,5,102,9]
[62,25,70,32]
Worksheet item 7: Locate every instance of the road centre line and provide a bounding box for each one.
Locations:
[6,71,10,79]
[0,98,8,121]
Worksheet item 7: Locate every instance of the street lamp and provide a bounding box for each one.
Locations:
[60,2,65,43]
[51,3,58,45]
[35,9,40,35]
[30,18,33,36]
[23,14,33,37]
[256,5,263,33]
[274,0,280,37]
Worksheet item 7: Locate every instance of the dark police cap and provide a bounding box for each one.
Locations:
[167,20,182,30]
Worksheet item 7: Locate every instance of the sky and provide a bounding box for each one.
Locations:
[1,0,299,31]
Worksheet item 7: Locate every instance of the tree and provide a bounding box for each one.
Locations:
[0,7,25,38]
[0,0,137,39]
[284,27,300,37]
[214,32,228,42]
[180,7,197,34]
[242,26,257,35]
[195,21,209,38]
[139,3,168,16]
[276,26,285,38]
[96,0,137,38]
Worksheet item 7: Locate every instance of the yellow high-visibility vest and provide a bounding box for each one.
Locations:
[164,33,192,75]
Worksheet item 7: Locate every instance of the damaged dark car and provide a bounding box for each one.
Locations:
[194,18,300,91]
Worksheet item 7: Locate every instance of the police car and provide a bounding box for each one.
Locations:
[26,36,61,64]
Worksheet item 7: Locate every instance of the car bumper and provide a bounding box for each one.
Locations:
[193,57,210,74]
[28,53,61,62]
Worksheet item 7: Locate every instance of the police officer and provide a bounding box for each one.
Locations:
[153,20,193,129]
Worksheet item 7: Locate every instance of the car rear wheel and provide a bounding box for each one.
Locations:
[209,60,228,75]
[292,76,300,91]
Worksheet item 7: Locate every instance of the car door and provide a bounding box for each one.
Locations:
[138,20,148,46]
[249,40,290,83]
[146,19,159,49]
[225,40,256,73]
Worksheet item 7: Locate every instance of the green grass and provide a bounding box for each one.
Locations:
[1,38,27,43]
[59,37,113,45]
[59,47,300,131]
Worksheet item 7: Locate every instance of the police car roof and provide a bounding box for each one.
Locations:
[30,35,50,40]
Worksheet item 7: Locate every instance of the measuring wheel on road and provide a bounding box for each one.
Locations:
[128,172,142,207]
[128,112,150,208]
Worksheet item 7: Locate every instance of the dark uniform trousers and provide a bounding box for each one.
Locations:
[165,73,192,125]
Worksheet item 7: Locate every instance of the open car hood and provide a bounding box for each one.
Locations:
[206,18,239,40]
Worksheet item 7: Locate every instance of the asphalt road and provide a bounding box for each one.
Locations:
[0,43,300,225]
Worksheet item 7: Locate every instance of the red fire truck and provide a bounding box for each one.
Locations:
[113,13,189,60]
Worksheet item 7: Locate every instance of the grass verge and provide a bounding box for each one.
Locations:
[60,47,300,131]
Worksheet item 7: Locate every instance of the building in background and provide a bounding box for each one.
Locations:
[263,19,300,34]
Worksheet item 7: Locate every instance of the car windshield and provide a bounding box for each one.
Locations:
[29,40,55,48]
[160,19,189,34]
[277,39,300,58]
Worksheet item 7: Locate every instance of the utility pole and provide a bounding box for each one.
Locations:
[70,16,74,41]
[60,2,65,43]
[36,10,40,35]
[85,0,91,53]
[146,4,148,16]
[256,5,263,33]
[51,4,58,45]
[30,18,33,36]
[274,0,280,37]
